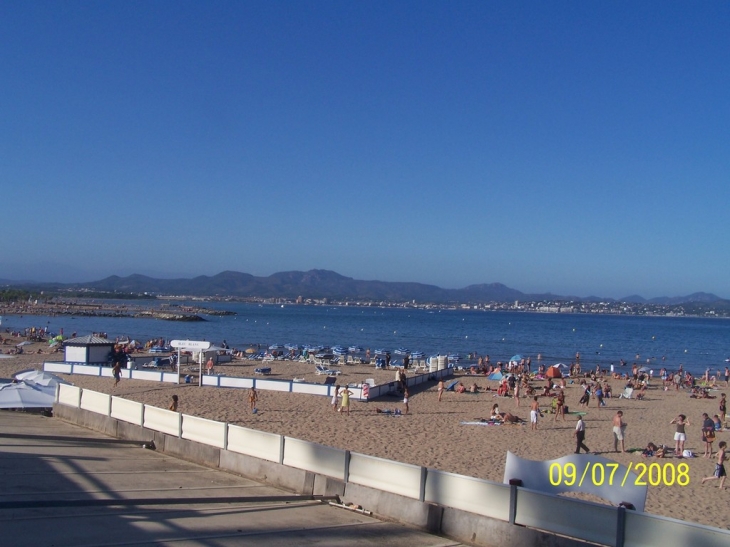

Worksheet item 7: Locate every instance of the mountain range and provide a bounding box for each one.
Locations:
[2,270,728,306]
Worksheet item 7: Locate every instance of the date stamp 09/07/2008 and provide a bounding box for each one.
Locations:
[548,461,689,488]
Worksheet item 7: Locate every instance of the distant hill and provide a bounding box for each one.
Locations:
[2,270,728,306]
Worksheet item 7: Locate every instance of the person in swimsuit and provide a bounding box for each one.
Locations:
[554,390,566,421]
[437,380,444,402]
[530,396,540,431]
[720,393,727,423]
[331,385,340,411]
[701,441,727,489]
[169,394,179,412]
[670,414,689,456]
[612,411,626,453]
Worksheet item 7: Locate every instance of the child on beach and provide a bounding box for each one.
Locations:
[169,394,179,412]
[248,388,258,413]
[670,414,690,457]
[701,441,727,489]
[530,396,540,431]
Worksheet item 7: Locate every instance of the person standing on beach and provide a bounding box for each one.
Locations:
[206,357,214,375]
[702,413,716,458]
[701,441,727,489]
[575,415,590,454]
[555,390,566,421]
[112,362,121,388]
[403,387,409,415]
[339,387,353,416]
[612,411,626,453]
[530,396,540,431]
[169,395,179,412]
[720,394,727,424]
[514,381,520,407]
[670,414,690,456]
[331,385,340,411]
[437,379,444,402]
[248,388,258,413]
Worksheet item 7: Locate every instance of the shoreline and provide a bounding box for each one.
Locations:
[1,336,729,530]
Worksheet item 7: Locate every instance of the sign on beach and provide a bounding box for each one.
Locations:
[170,340,211,350]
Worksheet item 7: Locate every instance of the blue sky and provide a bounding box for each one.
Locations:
[2,2,729,299]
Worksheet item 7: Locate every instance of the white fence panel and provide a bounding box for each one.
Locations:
[624,511,730,547]
[291,383,330,396]
[161,372,179,383]
[111,396,143,425]
[143,405,180,436]
[44,361,73,374]
[283,437,347,480]
[256,379,292,392]
[425,470,510,521]
[227,424,282,463]
[181,415,225,448]
[515,488,617,546]
[80,390,111,415]
[348,452,422,499]
[201,376,219,386]
[131,370,163,382]
[219,376,254,389]
[72,364,102,376]
[57,384,81,407]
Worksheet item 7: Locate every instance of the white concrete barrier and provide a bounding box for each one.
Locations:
[201,375,219,387]
[425,469,510,521]
[624,511,730,547]
[144,405,181,436]
[72,364,102,376]
[227,424,282,463]
[219,377,254,389]
[182,414,226,449]
[283,437,347,480]
[111,396,143,426]
[44,361,73,374]
[80,390,111,416]
[161,372,179,383]
[57,384,81,408]
[349,452,422,499]
[515,488,617,546]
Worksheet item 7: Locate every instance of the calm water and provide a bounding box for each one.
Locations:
[5,303,729,375]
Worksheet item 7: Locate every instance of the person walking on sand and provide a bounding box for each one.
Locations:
[530,396,540,431]
[670,414,690,457]
[403,387,410,415]
[514,381,521,407]
[701,441,727,489]
[339,387,353,416]
[248,388,258,413]
[206,357,214,375]
[112,362,121,388]
[437,379,444,402]
[331,385,340,411]
[613,410,626,453]
[575,415,590,454]
[720,393,727,424]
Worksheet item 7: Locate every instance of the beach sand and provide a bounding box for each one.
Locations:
[2,338,728,530]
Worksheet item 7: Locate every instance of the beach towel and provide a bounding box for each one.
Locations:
[460,421,502,426]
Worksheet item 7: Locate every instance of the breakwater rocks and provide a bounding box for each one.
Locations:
[135,311,206,322]
[0,302,234,322]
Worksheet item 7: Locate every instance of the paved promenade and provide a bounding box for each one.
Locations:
[0,412,463,547]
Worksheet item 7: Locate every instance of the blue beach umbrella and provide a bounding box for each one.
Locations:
[394,348,410,355]
[348,345,364,353]
[284,343,301,351]
[332,346,348,356]
[269,344,285,351]
[510,354,523,362]
[410,351,425,359]
[374,349,390,356]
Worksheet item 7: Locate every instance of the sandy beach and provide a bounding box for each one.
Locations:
[2,337,728,530]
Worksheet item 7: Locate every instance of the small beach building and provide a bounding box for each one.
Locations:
[63,335,115,365]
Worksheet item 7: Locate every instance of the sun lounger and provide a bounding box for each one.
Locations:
[315,365,341,376]
[254,367,271,375]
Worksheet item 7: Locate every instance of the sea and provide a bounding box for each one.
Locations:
[4,302,729,376]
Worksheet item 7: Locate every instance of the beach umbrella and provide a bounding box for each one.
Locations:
[284,343,301,351]
[410,351,425,359]
[394,348,410,355]
[487,371,504,381]
[638,366,651,373]
[332,346,348,356]
[510,354,523,362]
[374,349,390,356]
[348,346,364,353]
[244,347,257,354]
[268,344,284,351]
[0,381,55,409]
[14,370,71,388]
[448,354,461,362]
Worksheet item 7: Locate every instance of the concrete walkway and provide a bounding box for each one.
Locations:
[0,412,464,546]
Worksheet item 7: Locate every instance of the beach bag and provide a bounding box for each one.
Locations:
[682,450,695,458]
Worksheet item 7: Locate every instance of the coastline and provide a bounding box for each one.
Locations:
[2,337,729,530]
